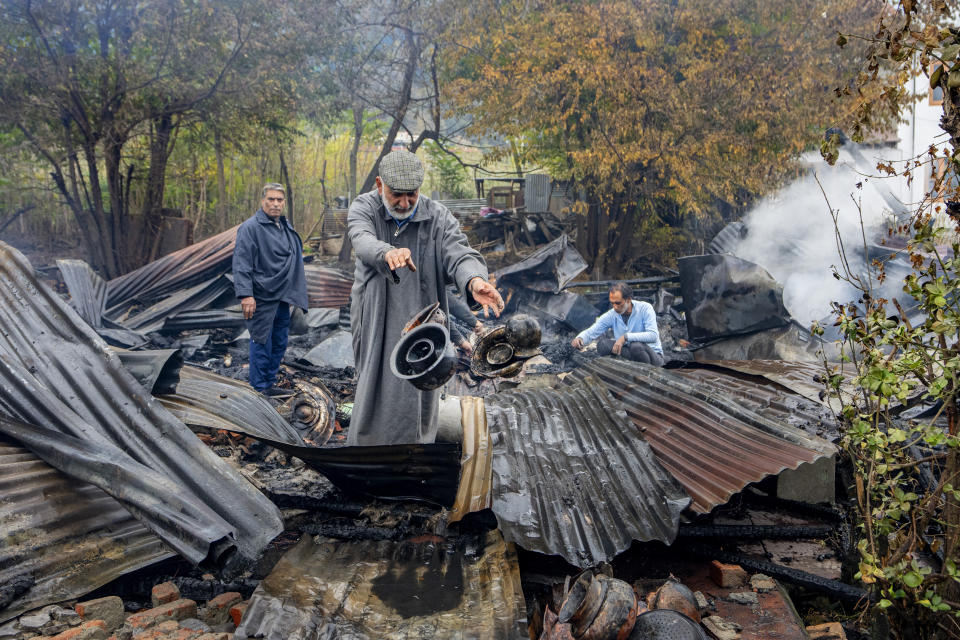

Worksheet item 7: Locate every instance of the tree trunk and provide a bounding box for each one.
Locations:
[215,128,228,230]
[140,113,178,266]
[279,148,294,228]
[349,104,363,200]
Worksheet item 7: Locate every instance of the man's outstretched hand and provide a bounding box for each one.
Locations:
[469,278,504,318]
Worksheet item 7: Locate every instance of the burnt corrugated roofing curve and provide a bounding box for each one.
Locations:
[567,359,837,514]
[483,379,690,568]
[0,435,173,622]
[0,241,282,566]
[234,530,527,640]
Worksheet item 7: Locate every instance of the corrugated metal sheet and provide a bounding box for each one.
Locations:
[670,367,837,441]
[566,359,836,514]
[157,366,305,446]
[160,309,246,333]
[234,531,527,640]
[106,225,238,308]
[523,174,552,212]
[686,359,840,407]
[449,396,492,523]
[0,241,282,566]
[493,234,587,294]
[112,274,235,333]
[0,436,173,622]
[57,259,107,328]
[483,379,690,568]
[707,221,746,255]
[304,263,353,309]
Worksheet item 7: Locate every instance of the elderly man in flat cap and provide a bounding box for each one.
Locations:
[347,149,503,445]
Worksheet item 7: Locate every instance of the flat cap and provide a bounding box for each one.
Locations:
[378,150,424,192]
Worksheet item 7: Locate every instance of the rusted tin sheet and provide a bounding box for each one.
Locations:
[234,530,527,640]
[158,366,334,447]
[568,359,836,514]
[0,241,282,565]
[449,396,492,523]
[106,225,238,307]
[686,359,841,407]
[113,274,235,333]
[304,263,353,308]
[0,436,173,622]
[57,259,107,328]
[670,367,838,442]
[484,379,690,568]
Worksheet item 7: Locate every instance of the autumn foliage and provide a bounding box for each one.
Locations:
[446,0,884,275]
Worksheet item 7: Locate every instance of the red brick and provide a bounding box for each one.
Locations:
[709,560,748,588]
[125,599,198,630]
[807,622,846,639]
[202,593,242,626]
[75,597,125,632]
[47,620,109,640]
[228,603,247,628]
[151,582,181,608]
[126,630,200,640]
[196,635,232,640]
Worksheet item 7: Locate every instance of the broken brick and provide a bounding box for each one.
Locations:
[807,622,846,639]
[196,635,232,640]
[151,582,181,608]
[709,560,748,588]
[125,599,198,630]
[44,620,109,640]
[75,597,125,632]
[202,593,242,626]
[228,603,247,628]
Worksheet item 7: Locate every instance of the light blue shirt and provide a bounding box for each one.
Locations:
[576,300,662,354]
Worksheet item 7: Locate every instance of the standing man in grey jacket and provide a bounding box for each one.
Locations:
[232,183,308,395]
[347,150,503,445]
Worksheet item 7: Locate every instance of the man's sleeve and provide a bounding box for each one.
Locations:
[576,311,613,345]
[347,195,393,276]
[447,291,478,327]
[626,303,660,343]
[232,225,256,299]
[437,208,487,303]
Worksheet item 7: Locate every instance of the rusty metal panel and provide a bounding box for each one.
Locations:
[670,367,838,442]
[0,241,283,566]
[234,531,527,640]
[686,359,840,407]
[449,396,492,523]
[567,359,836,514]
[106,225,238,308]
[483,380,690,568]
[0,436,174,622]
[304,263,353,309]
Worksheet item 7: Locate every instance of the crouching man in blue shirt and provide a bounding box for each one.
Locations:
[232,183,308,395]
[571,281,664,366]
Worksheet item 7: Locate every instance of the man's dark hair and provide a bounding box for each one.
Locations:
[609,281,632,299]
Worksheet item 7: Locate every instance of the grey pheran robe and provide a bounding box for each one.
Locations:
[347,191,488,445]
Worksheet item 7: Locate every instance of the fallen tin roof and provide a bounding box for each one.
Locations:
[449,396,493,523]
[566,359,836,514]
[56,259,107,328]
[106,226,238,308]
[685,359,841,407]
[304,263,353,308]
[482,379,690,568]
[494,234,587,294]
[0,241,282,566]
[112,274,235,333]
[0,436,173,622]
[234,530,527,640]
[158,366,335,447]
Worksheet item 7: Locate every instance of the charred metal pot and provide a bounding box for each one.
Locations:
[471,314,543,378]
[390,322,457,390]
[558,573,637,640]
[628,610,706,640]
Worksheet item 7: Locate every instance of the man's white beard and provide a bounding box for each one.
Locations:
[383,193,418,220]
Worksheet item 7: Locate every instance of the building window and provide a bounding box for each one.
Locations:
[931,63,945,106]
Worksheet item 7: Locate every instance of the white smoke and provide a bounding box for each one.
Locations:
[730,148,901,326]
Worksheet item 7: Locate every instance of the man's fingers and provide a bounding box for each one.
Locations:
[406,256,417,272]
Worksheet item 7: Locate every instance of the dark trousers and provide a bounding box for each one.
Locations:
[597,337,664,366]
[249,303,291,391]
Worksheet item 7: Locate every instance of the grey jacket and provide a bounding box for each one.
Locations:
[232,209,308,343]
[347,191,487,445]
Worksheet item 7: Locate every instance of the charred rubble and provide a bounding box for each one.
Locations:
[0,223,897,640]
